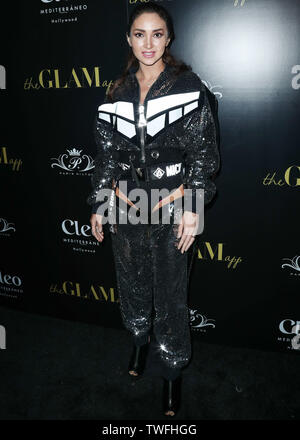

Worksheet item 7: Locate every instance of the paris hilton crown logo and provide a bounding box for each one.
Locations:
[189,309,216,331]
[51,148,94,173]
[281,255,300,277]
[0,218,16,235]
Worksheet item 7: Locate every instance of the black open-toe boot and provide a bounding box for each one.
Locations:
[128,335,150,377]
[162,375,182,416]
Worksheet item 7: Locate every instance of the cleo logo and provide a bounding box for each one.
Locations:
[279,319,300,335]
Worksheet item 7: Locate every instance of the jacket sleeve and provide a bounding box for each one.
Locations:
[86,95,119,214]
[182,83,220,213]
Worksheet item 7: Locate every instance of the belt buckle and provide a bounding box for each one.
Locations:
[136,167,149,182]
[136,167,143,178]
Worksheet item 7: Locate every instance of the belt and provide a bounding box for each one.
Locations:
[117,147,183,168]
[119,162,183,187]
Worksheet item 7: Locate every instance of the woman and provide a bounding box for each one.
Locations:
[87,2,220,417]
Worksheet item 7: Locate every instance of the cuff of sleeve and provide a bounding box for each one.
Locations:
[91,189,115,214]
[91,199,107,214]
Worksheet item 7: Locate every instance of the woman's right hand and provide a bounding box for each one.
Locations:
[90,213,104,242]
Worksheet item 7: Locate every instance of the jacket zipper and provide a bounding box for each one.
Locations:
[138,104,146,164]
[134,67,166,165]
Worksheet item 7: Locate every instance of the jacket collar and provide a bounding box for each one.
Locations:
[127,62,175,105]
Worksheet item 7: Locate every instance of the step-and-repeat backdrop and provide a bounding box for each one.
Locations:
[1,0,299,354]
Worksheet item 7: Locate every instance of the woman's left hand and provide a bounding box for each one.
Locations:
[177,211,199,253]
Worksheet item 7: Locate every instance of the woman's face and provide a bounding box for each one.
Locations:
[127,12,170,67]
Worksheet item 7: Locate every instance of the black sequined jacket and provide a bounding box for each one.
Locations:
[86,62,220,216]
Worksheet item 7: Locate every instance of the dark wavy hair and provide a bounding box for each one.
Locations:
[106,1,192,101]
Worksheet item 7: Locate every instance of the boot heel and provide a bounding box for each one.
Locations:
[128,336,150,377]
[162,376,182,416]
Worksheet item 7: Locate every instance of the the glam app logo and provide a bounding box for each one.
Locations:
[189,309,216,333]
[197,242,242,269]
[0,65,6,89]
[40,0,88,25]
[61,218,101,253]
[0,270,23,299]
[0,218,16,236]
[50,280,118,303]
[51,148,94,175]
[234,0,247,6]
[0,147,22,171]
[24,67,113,91]
[291,65,300,90]
[262,165,300,188]
[278,319,300,351]
[281,256,300,277]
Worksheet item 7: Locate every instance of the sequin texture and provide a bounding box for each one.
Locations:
[86,63,220,372]
[111,202,192,370]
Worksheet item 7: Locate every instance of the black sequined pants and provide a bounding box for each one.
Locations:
[110,186,192,377]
